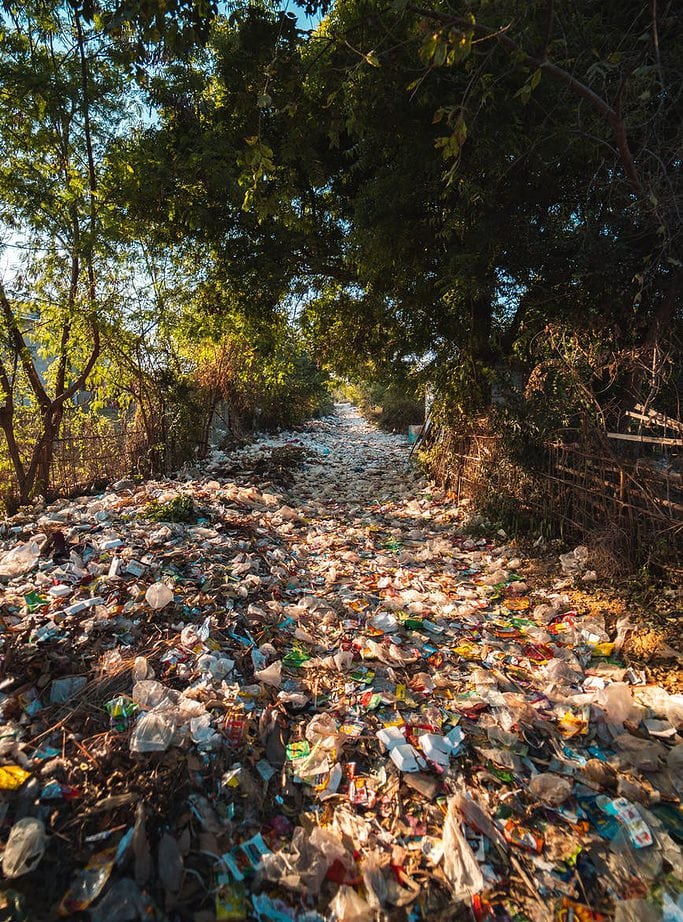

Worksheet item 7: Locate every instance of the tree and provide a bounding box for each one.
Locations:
[0,1,126,505]
[291,0,681,416]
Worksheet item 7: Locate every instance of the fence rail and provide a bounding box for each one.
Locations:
[434,424,681,563]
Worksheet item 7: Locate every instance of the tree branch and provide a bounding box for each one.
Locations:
[407,6,646,198]
[0,281,50,409]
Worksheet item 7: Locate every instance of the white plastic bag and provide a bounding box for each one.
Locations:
[0,540,42,579]
[441,797,484,901]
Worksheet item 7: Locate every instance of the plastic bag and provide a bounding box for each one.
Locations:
[255,660,282,688]
[598,684,644,726]
[145,581,173,609]
[614,733,666,773]
[529,773,573,805]
[132,656,154,682]
[130,711,175,753]
[306,714,345,758]
[330,885,373,922]
[441,797,484,901]
[361,853,387,909]
[2,817,46,877]
[131,680,177,710]
[89,877,153,922]
[0,540,43,579]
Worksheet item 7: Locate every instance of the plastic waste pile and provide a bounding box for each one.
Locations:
[0,404,681,920]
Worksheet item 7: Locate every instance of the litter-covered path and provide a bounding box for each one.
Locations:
[0,405,681,921]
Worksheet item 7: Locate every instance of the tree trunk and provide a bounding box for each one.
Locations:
[22,404,64,503]
[468,292,494,408]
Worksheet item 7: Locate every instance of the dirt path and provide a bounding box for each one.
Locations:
[0,405,681,920]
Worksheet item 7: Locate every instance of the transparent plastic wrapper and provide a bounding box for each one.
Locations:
[145,581,173,610]
[543,657,583,690]
[614,614,632,652]
[455,791,505,848]
[49,675,87,703]
[130,711,175,753]
[260,825,348,895]
[529,773,573,805]
[370,612,398,633]
[330,885,373,922]
[0,540,43,579]
[441,797,484,901]
[559,545,589,573]
[131,680,177,710]
[2,817,46,877]
[197,653,234,680]
[190,713,220,749]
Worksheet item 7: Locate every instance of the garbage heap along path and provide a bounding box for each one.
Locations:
[0,403,682,922]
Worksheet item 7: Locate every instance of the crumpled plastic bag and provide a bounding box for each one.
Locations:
[361,852,388,909]
[145,581,173,609]
[260,825,349,895]
[529,773,573,805]
[597,683,645,726]
[441,797,484,901]
[89,877,154,922]
[305,713,346,759]
[330,885,373,922]
[614,733,666,773]
[2,817,47,877]
[255,660,282,688]
[0,540,43,578]
[559,545,589,574]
